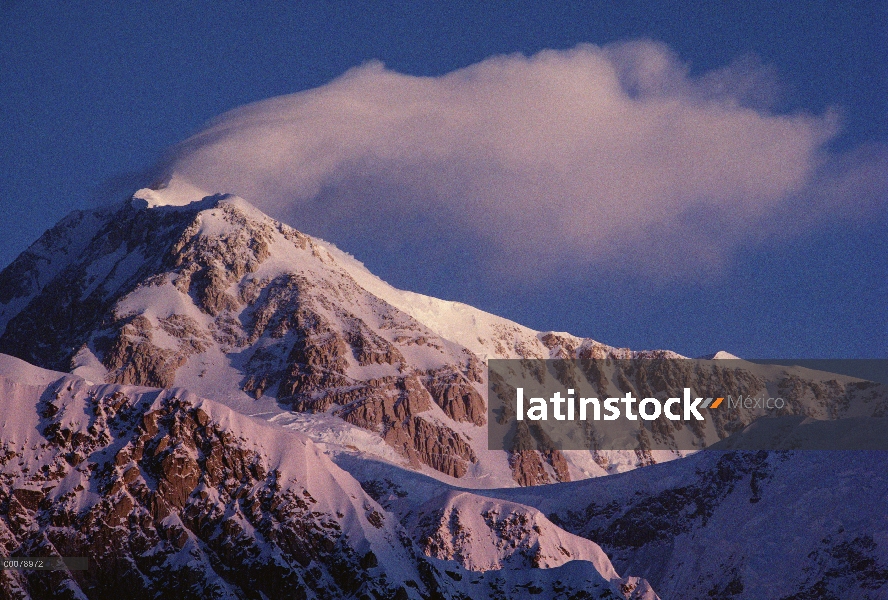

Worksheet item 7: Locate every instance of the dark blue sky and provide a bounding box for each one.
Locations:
[1,1,885,358]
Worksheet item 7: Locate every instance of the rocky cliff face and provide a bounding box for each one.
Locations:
[0,190,680,486]
[0,356,657,600]
[0,367,426,598]
[0,194,495,481]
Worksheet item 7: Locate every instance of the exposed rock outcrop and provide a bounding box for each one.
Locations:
[0,373,444,600]
[0,196,489,479]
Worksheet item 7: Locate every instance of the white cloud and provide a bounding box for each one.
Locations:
[159,41,883,278]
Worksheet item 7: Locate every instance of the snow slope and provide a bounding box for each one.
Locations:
[485,447,888,599]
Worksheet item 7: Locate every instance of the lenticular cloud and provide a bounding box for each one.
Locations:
[158,41,882,278]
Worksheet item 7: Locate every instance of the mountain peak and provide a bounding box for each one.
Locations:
[698,350,741,360]
[130,174,214,208]
[0,190,551,484]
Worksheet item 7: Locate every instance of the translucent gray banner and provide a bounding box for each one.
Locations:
[487,358,888,451]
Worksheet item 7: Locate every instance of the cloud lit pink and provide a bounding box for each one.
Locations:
[158,41,884,277]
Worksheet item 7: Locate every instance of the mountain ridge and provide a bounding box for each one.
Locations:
[1,187,884,488]
[0,187,681,486]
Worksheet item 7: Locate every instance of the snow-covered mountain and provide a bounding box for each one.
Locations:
[0,184,689,486]
[2,185,882,489]
[0,184,885,599]
[334,440,888,599]
[488,448,888,599]
[0,354,656,599]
